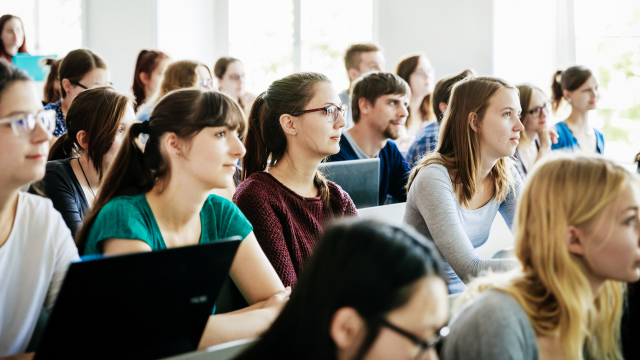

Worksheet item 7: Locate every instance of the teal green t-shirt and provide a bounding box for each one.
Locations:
[84,193,253,255]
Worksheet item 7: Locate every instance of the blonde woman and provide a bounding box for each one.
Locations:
[404,76,524,294]
[442,155,639,359]
[136,60,214,122]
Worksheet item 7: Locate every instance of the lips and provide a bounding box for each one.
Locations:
[26,154,45,161]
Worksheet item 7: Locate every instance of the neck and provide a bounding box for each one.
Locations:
[269,149,321,195]
[564,108,591,132]
[0,187,19,249]
[410,95,424,118]
[6,46,19,56]
[79,155,101,190]
[585,272,605,298]
[60,97,72,117]
[524,129,539,145]
[478,153,498,182]
[146,175,209,232]
[347,122,387,158]
[222,88,239,102]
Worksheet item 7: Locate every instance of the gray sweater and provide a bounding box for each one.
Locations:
[442,290,539,360]
[404,164,522,293]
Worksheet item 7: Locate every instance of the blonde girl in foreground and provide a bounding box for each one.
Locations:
[442,154,640,360]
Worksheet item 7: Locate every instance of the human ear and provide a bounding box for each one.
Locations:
[565,225,585,256]
[563,89,573,103]
[61,78,72,96]
[439,102,447,116]
[468,112,479,133]
[348,68,361,83]
[358,97,371,116]
[164,132,184,158]
[139,72,150,86]
[330,307,366,351]
[279,114,297,136]
[76,130,89,150]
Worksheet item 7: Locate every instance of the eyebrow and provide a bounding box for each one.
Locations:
[323,102,339,107]
[500,107,518,111]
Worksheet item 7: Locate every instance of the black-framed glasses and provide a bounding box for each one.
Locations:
[70,81,113,90]
[379,318,448,360]
[291,104,347,123]
[0,109,56,137]
[527,101,551,118]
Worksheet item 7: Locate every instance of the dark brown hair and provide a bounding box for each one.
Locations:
[42,58,62,104]
[59,49,107,98]
[214,57,245,109]
[132,50,169,111]
[242,72,333,208]
[551,65,593,112]
[0,15,27,61]
[76,89,246,252]
[344,43,381,72]
[48,86,132,180]
[432,69,476,122]
[0,58,29,99]
[395,54,435,130]
[350,72,410,124]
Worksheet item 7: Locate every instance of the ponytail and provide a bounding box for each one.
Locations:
[239,72,333,210]
[48,133,74,161]
[551,70,564,113]
[43,58,61,104]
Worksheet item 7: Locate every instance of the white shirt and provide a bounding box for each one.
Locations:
[0,192,79,356]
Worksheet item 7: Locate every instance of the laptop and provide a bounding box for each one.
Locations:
[319,158,380,209]
[34,238,242,360]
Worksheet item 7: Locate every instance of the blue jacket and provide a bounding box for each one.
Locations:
[327,136,411,205]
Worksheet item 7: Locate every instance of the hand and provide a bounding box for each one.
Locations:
[262,287,291,314]
[538,127,558,150]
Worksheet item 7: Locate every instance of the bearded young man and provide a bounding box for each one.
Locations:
[327,71,411,205]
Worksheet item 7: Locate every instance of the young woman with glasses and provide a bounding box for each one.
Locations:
[235,72,358,287]
[43,49,111,137]
[214,57,255,115]
[0,59,80,358]
[235,220,449,360]
[513,84,558,180]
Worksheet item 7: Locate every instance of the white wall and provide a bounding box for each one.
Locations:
[85,0,156,94]
[378,0,494,78]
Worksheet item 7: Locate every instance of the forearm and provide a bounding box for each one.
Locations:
[0,353,34,360]
[198,307,278,349]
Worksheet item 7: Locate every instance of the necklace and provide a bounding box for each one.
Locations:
[77,158,96,198]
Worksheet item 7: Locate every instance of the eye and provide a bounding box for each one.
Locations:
[504,111,511,117]
[215,131,226,138]
[625,216,636,225]
[390,100,397,105]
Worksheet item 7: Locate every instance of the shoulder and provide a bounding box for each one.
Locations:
[235,172,278,198]
[17,192,73,242]
[43,100,60,111]
[205,193,242,213]
[99,194,147,218]
[593,127,605,139]
[43,159,74,179]
[455,290,528,324]
[327,180,351,202]
[415,163,449,182]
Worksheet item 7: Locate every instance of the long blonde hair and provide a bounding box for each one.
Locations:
[463,154,630,359]
[406,76,517,207]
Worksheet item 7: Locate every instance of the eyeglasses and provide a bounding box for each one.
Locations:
[527,101,551,118]
[412,67,435,78]
[379,318,448,360]
[228,74,245,82]
[199,78,215,89]
[70,81,114,90]
[0,110,56,137]
[291,104,348,123]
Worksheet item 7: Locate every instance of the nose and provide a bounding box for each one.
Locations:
[335,111,347,129]
[231,133,246,159]
[31,120,52,145]
[540,108,547,121]
[514,116,525,132]
[398,104,409,118]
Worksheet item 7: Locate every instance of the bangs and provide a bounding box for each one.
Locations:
[200,90,247,137]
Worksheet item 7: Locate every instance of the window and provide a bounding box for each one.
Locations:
[228,0,373,94]
[0,0,82,58]
[575,0,640,165]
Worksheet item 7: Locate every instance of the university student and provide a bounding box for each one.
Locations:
[214,57,255,114]
[44,49,110,137]
[0,59,79,358]
[76,88,289,347]
[339,44,385,128]
[136,60,213,122]
[0,15,27,62]
[236,220,449,360]
[406,69,475,166]
[404,76,524,294]
[442,155,639,360]
[132,50,170,111]
[394,54,435,151]
[30,86,136,237]
[551,65,604,154]
[513,84,558,180]
[327,72,411,205]
[234,72,357,288]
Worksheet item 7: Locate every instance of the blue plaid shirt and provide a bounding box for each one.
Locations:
[44,100,66,136]
[407,121,440,166]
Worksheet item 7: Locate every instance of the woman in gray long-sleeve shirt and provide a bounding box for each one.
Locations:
[405,76,523,294]
[442,155,638,359]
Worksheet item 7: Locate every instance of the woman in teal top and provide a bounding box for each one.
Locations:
[551,66,604,154]
[77,88,289,349]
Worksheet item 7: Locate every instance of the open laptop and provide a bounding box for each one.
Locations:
[34,238,242,360]
[319,158,380,209]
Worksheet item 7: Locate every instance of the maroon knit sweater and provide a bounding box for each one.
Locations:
[233,172,358,287]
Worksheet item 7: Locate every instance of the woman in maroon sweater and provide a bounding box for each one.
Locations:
[234,72,358,287]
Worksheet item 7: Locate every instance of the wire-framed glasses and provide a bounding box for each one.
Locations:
[291,104,347,123]
[379,318,449,360]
